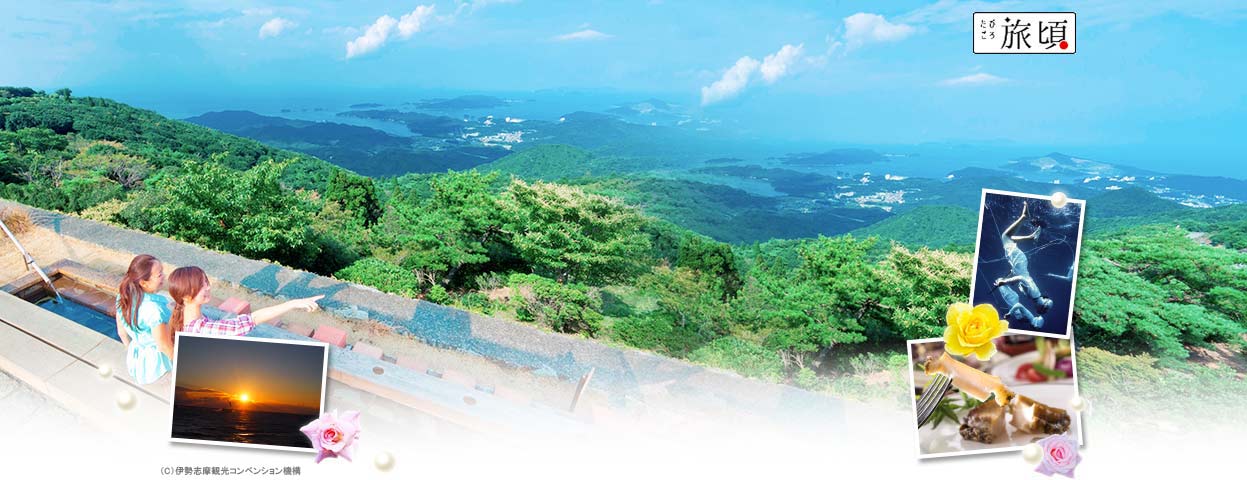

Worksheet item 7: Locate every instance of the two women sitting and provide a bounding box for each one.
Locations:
[114,254,323,385]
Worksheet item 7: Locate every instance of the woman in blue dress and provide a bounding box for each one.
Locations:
[114,254,174,385]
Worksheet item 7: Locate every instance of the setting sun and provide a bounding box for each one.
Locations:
[238,393,250,403]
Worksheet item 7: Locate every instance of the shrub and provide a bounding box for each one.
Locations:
[473,271,505,291]
[1076,347,1247,427]
[335,258,420,297]
[686,337,785,383]
[59,176,125,212]
[76,198,127,224]
[1074,241,1245,363]
[426,284,450,304]
[609,314,703,356]
[457,292,497,315]
[507,273,602,336]
[794,367,821,390]
[0,205,34,234]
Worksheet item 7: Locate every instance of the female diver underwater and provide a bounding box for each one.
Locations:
[991,201,1054,328]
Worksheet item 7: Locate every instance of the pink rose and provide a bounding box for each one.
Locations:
[300,410,361,463]
[1035,434,1080,478]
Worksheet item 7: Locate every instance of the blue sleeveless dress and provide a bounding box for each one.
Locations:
[115,293,174,385]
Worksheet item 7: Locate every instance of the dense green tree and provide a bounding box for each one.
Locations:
[10,151,65,186]
[872,244,972,341]
[502,178,651,284]
[0,127,68,153]
[737,236,876,369]
[324,170,382,226]
[68,147,150,189]
[380,170,504,288]
[0,87,40,98]
[676,235,742,299]
[640,219,688,264]
[58,176,125,212]
[638,265,730,340]
[142,160,320,268]
[308,200,368,274]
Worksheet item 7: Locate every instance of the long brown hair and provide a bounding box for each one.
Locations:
[118,254,161,331]
[168,266,210,334]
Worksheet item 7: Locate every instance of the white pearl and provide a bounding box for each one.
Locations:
[1051,192,1068,208]
[373,451,395,471]
[1070,396,1087,412]
[1022,443,1043,464]
[97,364,113,378]
[116,390,136,410]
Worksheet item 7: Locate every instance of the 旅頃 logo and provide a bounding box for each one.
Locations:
[974,12,1076,54]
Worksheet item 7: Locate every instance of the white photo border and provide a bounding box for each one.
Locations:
[967,188,1087,339]
[906,336,1085,460]
[167,332,330,453]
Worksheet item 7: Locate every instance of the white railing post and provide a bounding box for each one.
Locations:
[0,217,63,302]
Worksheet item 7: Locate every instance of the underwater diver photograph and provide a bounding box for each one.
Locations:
[970,190,1085,338]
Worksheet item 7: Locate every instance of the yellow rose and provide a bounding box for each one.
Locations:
[943,303,1009,360]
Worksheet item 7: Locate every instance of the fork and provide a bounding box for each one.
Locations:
[915,373,953,428]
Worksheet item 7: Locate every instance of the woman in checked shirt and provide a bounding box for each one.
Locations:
[166,266,324,341]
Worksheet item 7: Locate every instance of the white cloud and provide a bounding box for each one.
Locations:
[397,5,436,38]
[553,29,612,42]
[700,43,808,106]
[759,43,804,84]
[843,13,915,49]
[941,72,1007,86]
[454,0,519,15]
[345,5,437,59]
[258,17,296,39]
[700,56,761,106]
[346,15,398,58]
[900,0,1024,25]
[901,0,1247,28]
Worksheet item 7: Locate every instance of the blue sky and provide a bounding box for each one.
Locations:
[2,0,1245,170]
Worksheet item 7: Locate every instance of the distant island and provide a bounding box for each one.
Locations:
[349,103,383,109]
[777,148,886,167]
[408,95,508,110]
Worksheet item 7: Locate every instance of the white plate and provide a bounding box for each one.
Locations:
[991,351,1075,386]
[917,382,1081,456]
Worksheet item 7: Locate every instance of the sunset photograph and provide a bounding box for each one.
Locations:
[170,334,329,451]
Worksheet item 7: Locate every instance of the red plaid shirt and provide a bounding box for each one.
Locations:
[185,314,256,336]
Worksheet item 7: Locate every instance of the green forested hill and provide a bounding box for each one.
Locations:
[574,175,891,243]
[4,86,1245,392]
[1087,186,1187,218]
[0,88,337,190]
[183,110,510,177]
[848,205,978,249]
[480,144,599,180]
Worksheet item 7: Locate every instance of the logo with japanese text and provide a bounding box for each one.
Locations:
[974,12,1075,54]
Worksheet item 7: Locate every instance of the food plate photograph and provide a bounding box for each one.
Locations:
[909,334,1083,458]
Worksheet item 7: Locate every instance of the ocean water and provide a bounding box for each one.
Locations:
[971,192,1084,337]
[171,406,318,449]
